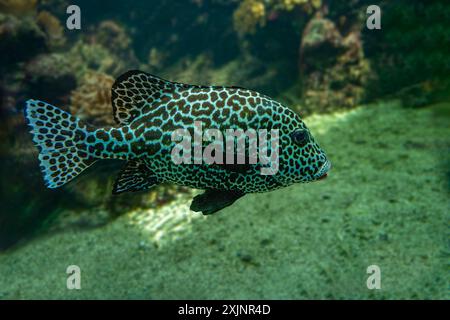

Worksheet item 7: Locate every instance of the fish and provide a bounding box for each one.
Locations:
[24,70,331,215]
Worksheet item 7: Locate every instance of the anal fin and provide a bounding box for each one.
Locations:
[190,189,245,215]
[112,160,159,194]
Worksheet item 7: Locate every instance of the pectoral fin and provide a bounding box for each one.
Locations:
[190,189,245,215]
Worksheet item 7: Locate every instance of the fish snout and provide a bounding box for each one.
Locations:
[315,159,331,180]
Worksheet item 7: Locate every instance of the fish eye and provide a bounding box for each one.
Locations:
[290,129,309,147]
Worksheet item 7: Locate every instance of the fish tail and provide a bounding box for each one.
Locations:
[24,99,99,189]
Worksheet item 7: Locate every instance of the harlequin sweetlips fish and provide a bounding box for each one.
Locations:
[24,70,331,215]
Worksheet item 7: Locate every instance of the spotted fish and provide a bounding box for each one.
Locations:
[24,70,330,215]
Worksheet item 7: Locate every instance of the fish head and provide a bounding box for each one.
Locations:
[276,112,331,184]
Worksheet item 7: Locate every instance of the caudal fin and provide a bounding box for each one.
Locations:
[24,99,97,188]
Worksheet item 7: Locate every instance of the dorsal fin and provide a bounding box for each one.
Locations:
[112,160,159,194]
[111,70,177,126]
[111,70,252,126]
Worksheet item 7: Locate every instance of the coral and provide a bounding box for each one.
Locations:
[24,53,77,106]
[87,20,140,69]
[70,71,116,126]
[233,0,266,35]
[37,0,71,17]
[67,41,123,79]
[0,13,47,69]
[36,10,66,49]
[233,0,321,35]
[0,0,37,16]
[273,0,321,12]
[94,20,131,56]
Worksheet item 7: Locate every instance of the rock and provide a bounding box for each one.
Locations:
[300,15,344,73]
[299,13,370,114]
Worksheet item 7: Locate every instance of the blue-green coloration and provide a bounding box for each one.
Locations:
[25,70,330,214]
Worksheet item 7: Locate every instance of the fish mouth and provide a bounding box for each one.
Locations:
[314,160,331,181]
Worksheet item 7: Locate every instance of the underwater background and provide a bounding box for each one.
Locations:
[0,0,449,299]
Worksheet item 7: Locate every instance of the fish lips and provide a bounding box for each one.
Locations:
[314,159,331,181]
